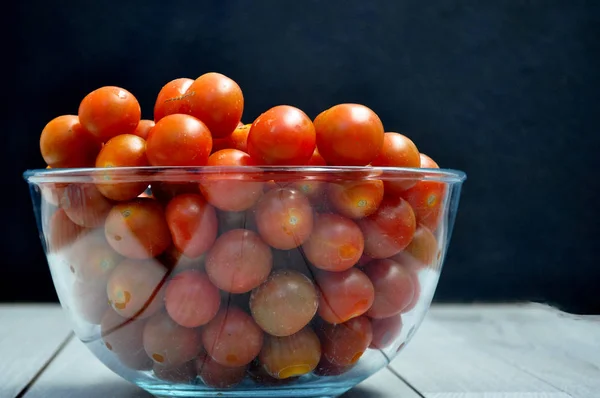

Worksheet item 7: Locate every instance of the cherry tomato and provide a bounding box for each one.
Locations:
[205,229,273,294]
[259,327,321,380]
[143,311,202,366]
[249,270,318,337]
[117,348,153,370]
[292,149,328,201]
[95,134,149,201]
[314,357,354,376]
[385,252,422,312]
[154,361,197,383]
[371,132,421,192]
[302,213,364,272]
[369,315,403,349]
[151,178,199,204]
[403,223,438,268]
[105,198,172,259]
[60,184,112,228]
[146,114,212,166]
[72,279,109,324]
[328,179,384,219]
[46,208,86,253]
[106,258,167,319]
[165,193,218,258]
[198,149,263,212]
[202,306,264,367]
[315,268,374,324]
[357,196,416,259]
[419,152,439,168]
[39,115,101,168]
[153,78,194,122]
[319,316,373,366]
[165,270,221,327]
[363,259,415,318]
[197,352,247,388]
[68,232,122,284]
[400,153,445,231]
[132,119,155,140]
[101,308,147,357]
[255,187,314,250]
[314,104,384,166]
[247,105,316,165]
[78,86,141,142]
[211,123,250,154]
[185,72,244,138]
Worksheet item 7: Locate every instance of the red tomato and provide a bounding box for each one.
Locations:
[419,152,440,168]
[402,223,439,268]
[371,132,421,192]
[132,119,155,140]
[401,180,445,232]
[198,149,263,211]
[165,194,218,258]
[165,270,221,327]
[314,104,384,166]
[357,196,416,259]
[292,149,328,201]
[185,72,244,138]
[205,229,273,294]
[255,187,314,250]
[45,208,87,253]
[143,311,202,366]
[146,114,212,166]
[95,134,149,201]
[302,213,364,272]
[363,259,415,318]
[211,123,251,154]
[319,316,373,366]
[201,307,264,367]
[104,198,172,259]
[153,78,194,122]
[328,179,384,219]
[78,86,141,142]
[197,352,246,388]
[259,327,321,380]
[247,105,316,165]
[39,115,101,168]
[60,184,113,228]
[369,315,403,349]
[315,268,374,324]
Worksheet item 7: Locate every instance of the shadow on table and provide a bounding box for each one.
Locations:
[34,383,395,398]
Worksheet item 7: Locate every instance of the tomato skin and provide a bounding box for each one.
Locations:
[328,179,384,219]
[146,114,212,166]
[371,132,421,192]
[419,152,439,168]
[247,105,316,165]
[357,196,416,259]
[314,104,384,166]
[46,208,86,253]
[401,181,445,232]
[199,149,263,212]
[302,213,364,272]
[255,187,314,250]
[292,149,328,201]
[40,115,101,168]
[132,119,155,140]
[185,72,244,138]
[78,86,141,142]
[363,259,415,318]
[60,184,113,228]
[153,78,194,122]
[165,194,218,258]
[165,269,221,327]
[95,134,149,201]
[104,198,172,259]
[319,316,373,367]
[211,123,250,154]
[402,223,438,268]
[315,267,374,324]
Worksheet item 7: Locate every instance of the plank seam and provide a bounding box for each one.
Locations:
[386,365,426,398]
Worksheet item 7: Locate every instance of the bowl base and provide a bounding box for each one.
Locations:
[143,383,350,398]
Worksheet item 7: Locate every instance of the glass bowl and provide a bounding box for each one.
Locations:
[24,165,465,398]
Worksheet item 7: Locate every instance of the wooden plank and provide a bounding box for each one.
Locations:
[26,336,419,398]
[390,305,568,396]
[0,304,71,398]
[432,305,599,398]
[24,338,150,398]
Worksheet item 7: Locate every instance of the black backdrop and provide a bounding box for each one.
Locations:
[5,1,600,313]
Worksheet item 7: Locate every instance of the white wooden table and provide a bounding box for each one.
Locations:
[1,303,598,398]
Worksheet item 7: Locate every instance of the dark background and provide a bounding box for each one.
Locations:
[5,1,599,313]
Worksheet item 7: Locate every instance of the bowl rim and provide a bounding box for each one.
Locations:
[23,165,467,184]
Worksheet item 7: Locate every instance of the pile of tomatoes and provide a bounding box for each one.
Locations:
[38,72,445,388]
